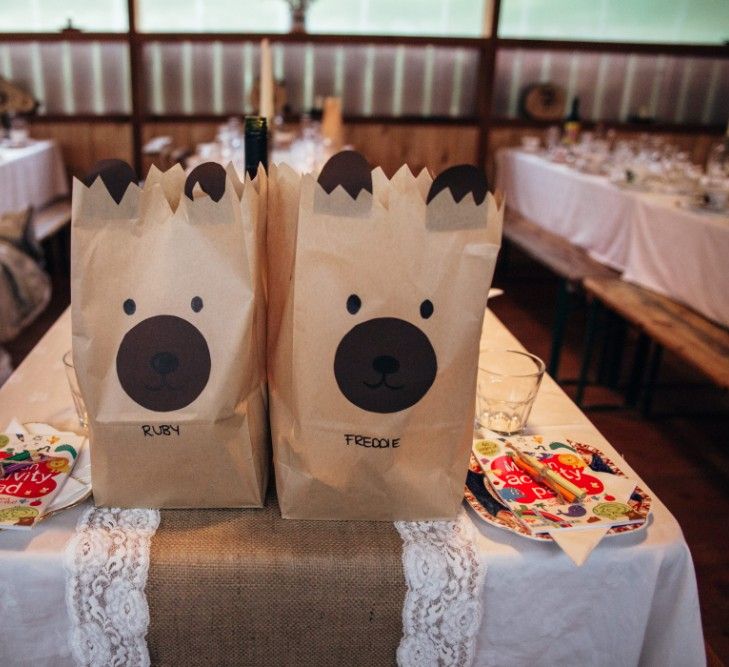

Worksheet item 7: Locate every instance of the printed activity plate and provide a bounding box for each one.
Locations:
[464,440,652,541]
[0,424,91,529]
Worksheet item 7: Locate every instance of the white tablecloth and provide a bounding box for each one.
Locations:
[0,311,81,666]
[622,194,729,330]
[473,316,704,666]
[0,140,68,215]
[497,149,729,329]
[0,309,705,666]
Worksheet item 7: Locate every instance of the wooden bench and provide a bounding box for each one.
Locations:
[503,209,619,378]
[34,197,71,243]
[33,198,71,276]
[577,276,729,412]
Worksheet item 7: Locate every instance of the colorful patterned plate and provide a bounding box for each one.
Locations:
[464,440,652,541]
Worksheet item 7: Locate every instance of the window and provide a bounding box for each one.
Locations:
[136,0,486,36]
[498,0,729,44]
[308,0,485,37]
[136,0,288,33]
[0,0,128,32]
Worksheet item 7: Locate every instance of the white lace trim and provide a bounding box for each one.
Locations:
[395,509,486,667]
[65,506,160,667]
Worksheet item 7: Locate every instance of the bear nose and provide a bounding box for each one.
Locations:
[151,351,179,375]
[372,355,400,375]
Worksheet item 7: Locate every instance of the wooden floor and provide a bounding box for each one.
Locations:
[4,250,728,665]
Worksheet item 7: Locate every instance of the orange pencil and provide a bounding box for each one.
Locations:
[506,446,586,504]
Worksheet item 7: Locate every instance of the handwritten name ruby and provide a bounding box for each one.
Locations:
[141,424,181,437]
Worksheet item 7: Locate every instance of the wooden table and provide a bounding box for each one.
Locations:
[0,308,706,666]
[0,140,68,215]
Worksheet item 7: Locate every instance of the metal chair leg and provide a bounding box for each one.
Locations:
[548,278,572,380]
[607,318,627,389]
[640,343,664,417]
[597,310,615,385]
[626,332,650,408]
[576,297,601,406]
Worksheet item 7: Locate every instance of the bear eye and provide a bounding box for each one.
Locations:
[420,299,434,319]
[346,294,361,315]
[191,296,203,313]
[123,298,136,315]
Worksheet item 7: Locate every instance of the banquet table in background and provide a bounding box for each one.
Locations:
[497,148,729,329]
[0,309,705,666]
[0,140,68,214]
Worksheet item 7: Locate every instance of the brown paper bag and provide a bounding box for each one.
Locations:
[71,160,268,508]
[269,152,503,520]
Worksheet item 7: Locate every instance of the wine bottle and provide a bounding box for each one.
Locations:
[244,116,268,179]
[563,97,581,145]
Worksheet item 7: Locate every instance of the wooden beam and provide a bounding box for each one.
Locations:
[30,114,132,123]
[127,0,144,176]
[143,113,479,126]
[476,0,501,168]
[0,32,128,42]
[491,117,725,135]
[3,32,725,60]
[496,38,729,58]
[134,32,485,48]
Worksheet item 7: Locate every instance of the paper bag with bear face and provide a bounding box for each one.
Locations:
[72,160,268,508]
[269,151,503,520]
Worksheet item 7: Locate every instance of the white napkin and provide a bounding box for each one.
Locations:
[549,527,610,566]
[547,474,638,566]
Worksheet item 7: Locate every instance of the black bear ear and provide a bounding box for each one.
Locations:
[426,164,489,206]
[317,150,372,200]
[184,162,227,202]
[83,159,137,205]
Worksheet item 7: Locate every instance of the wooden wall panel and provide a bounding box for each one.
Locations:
[141,121,479,177]
[141,122,220,173]
[29,121,134,181]
[141,123,220,149]
[27,120,719,187]
[343,124,480,177]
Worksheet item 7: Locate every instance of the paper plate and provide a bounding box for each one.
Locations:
[18,423,92,521]
[464,441,651,541]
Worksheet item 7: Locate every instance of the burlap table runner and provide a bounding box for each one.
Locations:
[146,486,407,666]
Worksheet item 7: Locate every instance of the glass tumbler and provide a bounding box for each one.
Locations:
[475,349,545,435]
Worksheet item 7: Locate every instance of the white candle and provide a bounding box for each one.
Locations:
[259,38,274,124]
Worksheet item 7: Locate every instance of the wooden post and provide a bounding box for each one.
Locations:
[476,0,500,171]
[127,0,144,176]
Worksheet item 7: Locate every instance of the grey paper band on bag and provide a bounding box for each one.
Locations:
[314,150,373,217]
[426,164,490,231]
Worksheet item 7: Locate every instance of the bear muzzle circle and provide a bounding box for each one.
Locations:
[116,315,211,412]
[334,317,437,413]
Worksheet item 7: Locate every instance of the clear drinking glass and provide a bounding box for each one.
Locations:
[63,351,88,430]
[475,349,545,435]
[8,115,29,146]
